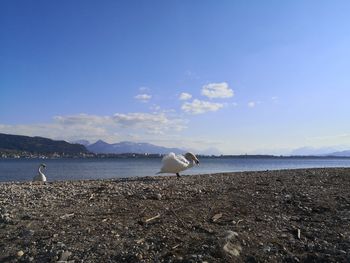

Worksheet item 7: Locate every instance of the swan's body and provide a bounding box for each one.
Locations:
[33,164,47,182]
[157,152,199,177]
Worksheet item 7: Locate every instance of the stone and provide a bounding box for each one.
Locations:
[17,250,24,257]
[59,250,72,261]
[222,230,241,257]
[223,242,242,257]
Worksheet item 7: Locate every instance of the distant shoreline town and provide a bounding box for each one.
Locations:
[0,150,163,159]
[1,149,350,160]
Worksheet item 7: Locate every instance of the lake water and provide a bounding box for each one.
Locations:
[1,157,350,182]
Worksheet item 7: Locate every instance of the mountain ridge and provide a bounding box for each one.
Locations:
[0,133,89,154]
[324,150,350,157]
[87,140,185,154]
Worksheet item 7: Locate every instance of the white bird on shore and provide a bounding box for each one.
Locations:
[157,152,200,177]
[33,163,47,182]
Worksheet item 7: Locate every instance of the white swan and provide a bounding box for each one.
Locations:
[33,163,47,182]
[157,152,200,177]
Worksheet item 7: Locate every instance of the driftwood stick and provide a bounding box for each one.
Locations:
[60,213,75,220]
[236,219,244,225]
[145,213,161,223]
[297,228,301,239]
[170,208,187,228]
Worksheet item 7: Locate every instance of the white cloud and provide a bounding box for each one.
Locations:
[0,116,113,143]
[134,94,152,102]
[149,104,161,111]
[201,82,234,99]
[54,114,113,126]
[179,92,192,101]
[248,101,256,108]
[181,99,224,114]
[0,112,187,143]
[113,112,187,132]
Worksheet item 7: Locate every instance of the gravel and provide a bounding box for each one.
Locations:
[0,168,349,262]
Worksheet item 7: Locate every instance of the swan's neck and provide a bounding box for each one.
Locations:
[38,166,44,175]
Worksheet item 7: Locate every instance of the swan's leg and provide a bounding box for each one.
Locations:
[176,173,180,177]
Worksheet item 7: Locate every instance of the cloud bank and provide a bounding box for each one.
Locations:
[248,101,256,108]
[181,99,223,114]
[201,82,234,99]
[179,92,192,101]
[134,94,152,102]
[0,112,187,142]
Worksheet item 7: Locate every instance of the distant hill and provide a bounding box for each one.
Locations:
[325,150,350,157]
[87,140,184,154]
[290,146,339,156]
[290,146,350,157]
[70,139,90,146]
[0,133,89,154]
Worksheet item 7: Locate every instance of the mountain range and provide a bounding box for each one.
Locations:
[325,150,350,157]
[1,133,350,156]
[290,146,350,157]
[86,140,184,154]
[0,133,88,154]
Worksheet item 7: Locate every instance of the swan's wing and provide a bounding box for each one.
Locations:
[160,153,189,173]
[175,154,189,165]
[161,152,176,162]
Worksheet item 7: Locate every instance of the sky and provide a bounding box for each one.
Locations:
[1,0,350,155]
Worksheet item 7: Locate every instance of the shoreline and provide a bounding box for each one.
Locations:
[2,164,350,184]
[0,168,349,262]
[2,155,350,161]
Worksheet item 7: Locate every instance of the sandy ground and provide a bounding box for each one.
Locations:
[0,168,349,262]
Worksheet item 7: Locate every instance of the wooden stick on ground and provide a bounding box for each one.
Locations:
[145,213,161,223]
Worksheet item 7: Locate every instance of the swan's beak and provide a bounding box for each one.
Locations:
[195,160,200,165]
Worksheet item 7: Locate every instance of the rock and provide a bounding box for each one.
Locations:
[17,250,24,257]
[1,212,12,224]
[225,231,239,240]
[263,246,271,253]
[223,242,242,257]
[57,242,66,248]
[222,231,242,257]
[59,250,72,261]
[149,193,162,200]
[212,213,223,222]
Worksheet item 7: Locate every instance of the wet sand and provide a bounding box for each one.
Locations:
[0,168,349,262]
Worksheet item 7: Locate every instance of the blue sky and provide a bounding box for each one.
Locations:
[1,0,350,154]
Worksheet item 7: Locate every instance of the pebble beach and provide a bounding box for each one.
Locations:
[0,168,349,262]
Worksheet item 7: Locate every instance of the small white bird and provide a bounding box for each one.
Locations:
[157,152,200,177]
[33,163,47,182]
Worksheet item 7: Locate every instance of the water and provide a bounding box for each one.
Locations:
[1,157,350,182]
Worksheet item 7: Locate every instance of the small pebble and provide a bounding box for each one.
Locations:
[17,250,24,257]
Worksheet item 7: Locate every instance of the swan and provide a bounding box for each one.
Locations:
[157,152,200,177]
[33,163,47,182]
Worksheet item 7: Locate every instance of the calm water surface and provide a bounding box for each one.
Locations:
[1,157,350,182]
